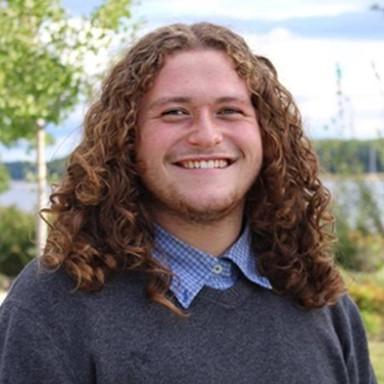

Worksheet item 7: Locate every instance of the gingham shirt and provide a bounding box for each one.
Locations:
[153,224,272,308]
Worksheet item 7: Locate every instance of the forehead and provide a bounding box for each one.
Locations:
[142,49,250,105]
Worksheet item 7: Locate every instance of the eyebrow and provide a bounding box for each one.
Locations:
[148,97,190,110]
[147,96,251,110]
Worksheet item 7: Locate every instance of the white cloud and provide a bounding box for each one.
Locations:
[243,29,384,139]
[133,0,368,20]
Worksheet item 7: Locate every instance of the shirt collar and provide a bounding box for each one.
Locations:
[153,224,271,309]
[224,225,272,290]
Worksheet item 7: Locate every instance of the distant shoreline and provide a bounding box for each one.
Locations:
[322,172,384,181]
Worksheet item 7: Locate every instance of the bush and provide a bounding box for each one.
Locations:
[0,205,36,276]
[348,281,384,314]
[333,177,384,272]
[336,229,384,272]
[345,271,384,339]
[361,310,383,338]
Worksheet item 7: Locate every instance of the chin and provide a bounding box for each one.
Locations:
[169,194,244,224]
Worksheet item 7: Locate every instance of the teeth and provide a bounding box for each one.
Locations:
[180,160,229,169]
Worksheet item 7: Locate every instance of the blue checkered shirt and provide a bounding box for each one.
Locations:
[153,224,272,309]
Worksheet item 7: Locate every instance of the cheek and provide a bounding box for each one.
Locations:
[143,126,185,157]
[235,128,262,156]
[137,131,173,169]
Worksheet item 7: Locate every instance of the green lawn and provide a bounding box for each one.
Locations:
[370,340,384,383]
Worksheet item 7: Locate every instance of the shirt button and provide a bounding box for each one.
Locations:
[212,264,223,274]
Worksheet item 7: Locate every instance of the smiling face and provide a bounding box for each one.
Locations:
[136,49,263,225]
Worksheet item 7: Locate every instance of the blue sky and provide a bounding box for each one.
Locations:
[2,0,384,161]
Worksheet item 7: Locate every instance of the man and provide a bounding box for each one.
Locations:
[0,23,376,383]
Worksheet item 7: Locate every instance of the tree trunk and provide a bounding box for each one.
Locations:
[36,120,47,257]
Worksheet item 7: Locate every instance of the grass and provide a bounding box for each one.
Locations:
[345,268,384,382]
[369,340,384,383]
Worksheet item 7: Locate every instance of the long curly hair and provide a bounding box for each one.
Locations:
[41,22,345,315]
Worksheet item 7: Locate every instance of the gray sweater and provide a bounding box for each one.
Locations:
[0,260,376,384]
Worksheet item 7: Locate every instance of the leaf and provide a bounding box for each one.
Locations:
[0,0,137,146]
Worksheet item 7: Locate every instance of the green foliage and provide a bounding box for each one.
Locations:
[369,340,384,383]
[314,139,384,174]
[344,268,384,340]
[0,0,75,142]
[349,282,384,314]
[47,157,67,182]
[4,158,66,181]
[91,0,132,30]
[335,220,384,272]
[354,181,384,234]
[0,206,36,277]
[335,215,360,269]
[333,177,384,272]
[0,163,10,193]
[345,270,384,339]
[0,0,136,145]
[3,161,36,180]
[361,310,383,337]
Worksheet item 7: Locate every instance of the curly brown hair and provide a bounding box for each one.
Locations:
[41,22,345,315]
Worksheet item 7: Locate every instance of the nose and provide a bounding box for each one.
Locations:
[187,112,223,147]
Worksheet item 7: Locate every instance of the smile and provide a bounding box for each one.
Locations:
[176,159,231,169]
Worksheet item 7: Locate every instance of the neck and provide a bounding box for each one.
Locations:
[153,209,244,257]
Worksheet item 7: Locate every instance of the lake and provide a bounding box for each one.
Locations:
[0,181,51,213]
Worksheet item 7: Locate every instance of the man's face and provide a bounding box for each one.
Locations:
[137,49,263,224]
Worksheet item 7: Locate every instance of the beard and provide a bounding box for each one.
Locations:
[139,180,246,225]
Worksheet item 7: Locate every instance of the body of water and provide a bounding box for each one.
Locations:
[0,181,51,212]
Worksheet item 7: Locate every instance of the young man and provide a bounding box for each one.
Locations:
[0,23,376,383]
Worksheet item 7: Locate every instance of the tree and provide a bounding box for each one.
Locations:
[0,162,10,194]
[0,0,136,256]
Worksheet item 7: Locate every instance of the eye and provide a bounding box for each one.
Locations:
[218,107,244,116]
[161,108,188,117]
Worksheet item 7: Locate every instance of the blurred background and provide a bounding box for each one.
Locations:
[0,0,383,379]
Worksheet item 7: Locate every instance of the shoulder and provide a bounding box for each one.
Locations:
[0,259,152,358]
[307,293,368,344]
[0,261,161,383]
[324,293,366,333]
[1,259,75,314]
[321,294,372,366]
[328,294,376,382]
[1,258,149,325]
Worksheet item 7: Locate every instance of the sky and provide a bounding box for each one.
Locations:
[1,0,384,162]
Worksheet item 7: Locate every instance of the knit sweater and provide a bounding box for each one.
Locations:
[0,260,376,384]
